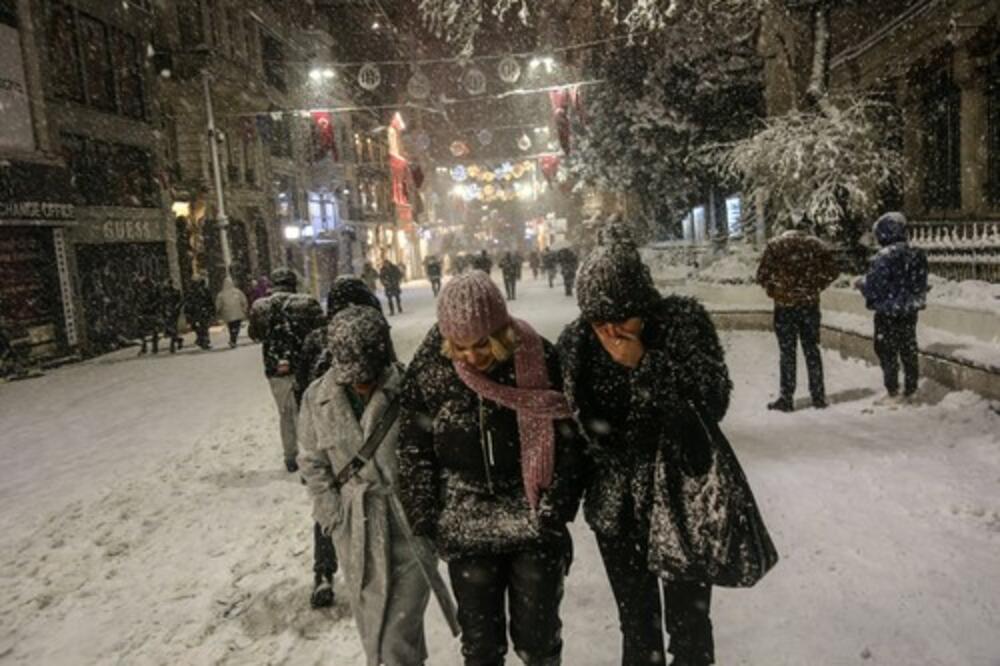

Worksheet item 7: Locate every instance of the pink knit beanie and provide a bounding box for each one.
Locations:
[437,270,511,342]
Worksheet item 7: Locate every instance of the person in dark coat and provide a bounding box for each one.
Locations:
[529,250,541,280]
[556,248,578,297]
[471,249,493,274]
[398,272,584,666]
[248,267,326,472]
[185,277,216,350]
[135,274,163,355]
[499,251,520,301]
[755,222,839,411]
[160,280,184,353]
[558,236,733,666]
[424,255,443,297]
[541,247,557,288]
[856,212,929,402]
[379,260,404,316]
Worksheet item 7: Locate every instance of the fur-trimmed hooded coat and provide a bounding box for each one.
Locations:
[557,295,733,540]
[397,325,584,561]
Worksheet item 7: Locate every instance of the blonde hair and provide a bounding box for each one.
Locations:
[441,325,518,365]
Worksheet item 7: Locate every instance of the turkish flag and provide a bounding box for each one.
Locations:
[549,88,572,155]
[539,154,560,182]
[311,111,339,161]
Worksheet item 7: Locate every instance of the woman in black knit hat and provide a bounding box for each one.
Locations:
[557,235,732,666]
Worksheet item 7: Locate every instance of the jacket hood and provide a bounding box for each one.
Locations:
[327,276,382,317]
[873,212,908,246]
[270,267,298,291]
[575,237,660,322]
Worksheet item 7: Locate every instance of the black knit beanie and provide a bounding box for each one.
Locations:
[327,276,383,317]
[575,236,661,322]
[327,305,393,385]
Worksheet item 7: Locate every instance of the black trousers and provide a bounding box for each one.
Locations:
[547,270,556,288]
[563,275,575,296]
[227,320,242,346]
[503,275,517,300]
[430,277,442,296]
[774,304,825,401]
[313,522,338,578]
[448,540,570,666]
[386,291,402,315]
[596,529,714,666]
[140,330,160,354]
[193,322,211,349]
[874,311,919,395]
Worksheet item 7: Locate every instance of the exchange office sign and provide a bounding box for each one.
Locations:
[0,160,76,225]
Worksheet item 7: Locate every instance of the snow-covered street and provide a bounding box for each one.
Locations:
[1,278,998,666]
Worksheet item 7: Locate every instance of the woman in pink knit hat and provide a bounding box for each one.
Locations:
[397,271,584,666]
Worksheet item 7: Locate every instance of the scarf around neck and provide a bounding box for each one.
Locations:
[452,318,572,510]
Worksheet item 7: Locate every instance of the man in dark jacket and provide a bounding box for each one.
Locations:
[471,249,493,274]
[160,280,184,353]
[185,277,215,350]
[379,260,404,315]
[135,274,163,355]
[857,212,929,402]
[755,223,839,411]
[541,247,557,288]
[529,250,541,280]
[557,247,579,296]
[499,251,520,300]
[424,255,443,297]
[558,236,732,666]
[248,267,325,472]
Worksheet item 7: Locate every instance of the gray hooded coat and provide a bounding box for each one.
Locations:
[297,363,437,665]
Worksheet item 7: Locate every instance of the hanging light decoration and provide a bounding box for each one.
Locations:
[497,56,521,84]
[406,70,431,99]
[517,133,532,152]
[463,67,487,96]
[358,63,381,91]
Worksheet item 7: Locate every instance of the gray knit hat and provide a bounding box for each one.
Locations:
[575,237,661,322]
[327,305,393,385]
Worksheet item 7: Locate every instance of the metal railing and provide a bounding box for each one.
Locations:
[908,220,1000,283]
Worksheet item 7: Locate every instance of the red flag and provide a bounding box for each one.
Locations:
[390,154,410,206]
[539,154,560,182]
[549,89,572,155]
[311,111,339,161]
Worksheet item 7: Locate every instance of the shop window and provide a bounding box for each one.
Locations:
[921,68,962,211]
[49,2,84,103]
[78,13,116,113]
[112,29,144,119]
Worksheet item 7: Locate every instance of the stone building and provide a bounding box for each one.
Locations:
[761,0,1000,280]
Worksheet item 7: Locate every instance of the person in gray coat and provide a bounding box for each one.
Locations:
[297,306,435,666]
[215,276,249,348]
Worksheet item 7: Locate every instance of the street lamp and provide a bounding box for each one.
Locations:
[202,71,233,277]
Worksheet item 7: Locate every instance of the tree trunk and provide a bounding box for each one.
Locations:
[805,3,832,114]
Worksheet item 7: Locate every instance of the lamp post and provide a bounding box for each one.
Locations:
[202,70,233,277]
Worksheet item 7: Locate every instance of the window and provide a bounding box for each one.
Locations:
[112,29,144,119]
[921,68,962,211]
[241,119,258,185]
[79,13,115,112]
[228,8,242,56]
[205,0,221,50]
[177,0,205,45]
[269,114,292,159]
[261,34,286,92]
[49,2,84,102]
[988,54,1000,207]
[243,17,257,68]
[1,0,18,27]
[61,133,158,208]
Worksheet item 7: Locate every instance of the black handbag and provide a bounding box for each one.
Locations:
[647,401,779,588]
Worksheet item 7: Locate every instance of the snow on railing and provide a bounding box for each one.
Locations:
[908,220,1000,282]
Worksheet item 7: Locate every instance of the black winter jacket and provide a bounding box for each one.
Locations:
[247,289,325,378]
[557,295,732,537]
[398,325,584,560]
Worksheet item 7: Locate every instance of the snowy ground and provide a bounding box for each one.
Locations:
[1,278,998,666]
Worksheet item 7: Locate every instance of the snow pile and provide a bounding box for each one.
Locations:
[692,244,760,285]
[926,275,1000,312]
[639,246,693,283]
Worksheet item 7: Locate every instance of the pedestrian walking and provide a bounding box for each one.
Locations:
[542,247,556,288]
[499,251,519,300]
[424,255,443,297]
[299,306,439,665]
[558,236,776,666]
[249,275,272,306]
[215,276,249,348]
[856,212,929,403]
[398,271,584,666]
[529,250,541,280]
[755,221,839,411]
[557,247,578,297]
[361,262,379,292]
[185,276,215,350]
[379,260,404,315]
[471,249,493,274]
[135,274,163,355]
[248,267,326,472]
[160,280,184,353]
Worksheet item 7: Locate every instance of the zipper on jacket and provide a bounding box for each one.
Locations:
[478,395,495,494]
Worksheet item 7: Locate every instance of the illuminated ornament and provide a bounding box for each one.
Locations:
[451,165,468,182]
[463,67,487,96]
[483,171,496,183]
[517,133,532,151]
[450,140,469,157]
[483,184,496,197]
[465,184,481,201]
[511,163,525,178]
[498,56,521,84]
[358,63,381,91]
[467,165,481,178]
[499,161,514,176]
[412,131,431,152]
[477,129,493,146]
[407,70,431,100]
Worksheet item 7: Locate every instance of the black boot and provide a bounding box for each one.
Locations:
[285,457,299,473]
[767,396,794,412]
[310,572,334,609]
